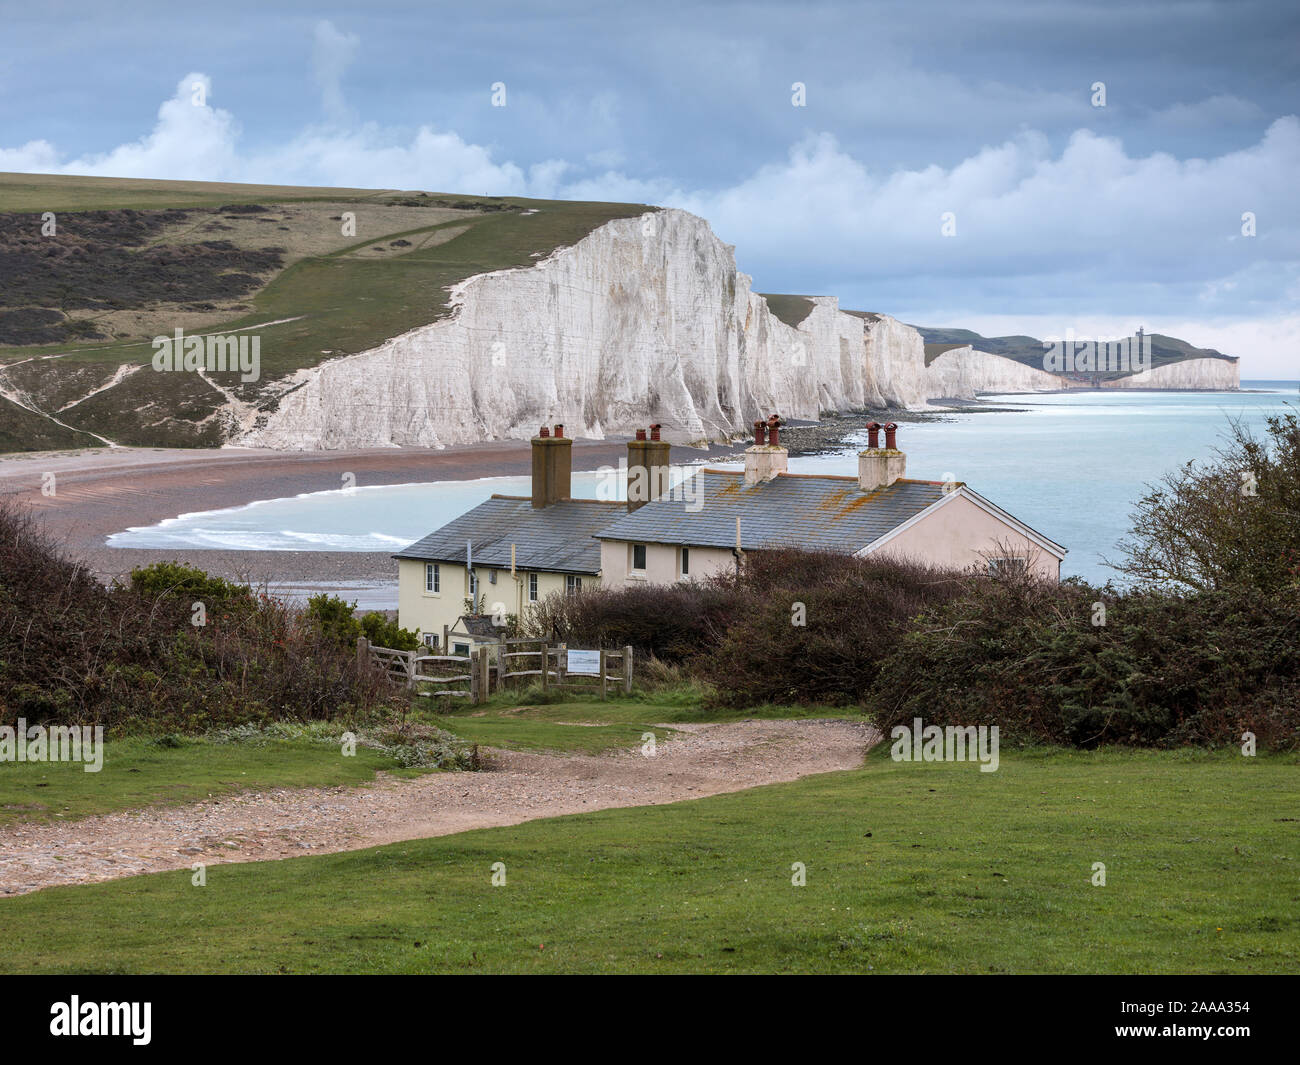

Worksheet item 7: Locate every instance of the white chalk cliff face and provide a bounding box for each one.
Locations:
[1100,359,1240,390]
[924,346,1240,397]
[925,346,1076,398]
[236,209,930,450]
[234,209,1239,450]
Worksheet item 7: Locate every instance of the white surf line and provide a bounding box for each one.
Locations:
[57,363,143,412]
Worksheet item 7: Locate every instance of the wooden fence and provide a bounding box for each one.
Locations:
[359,635,634,705]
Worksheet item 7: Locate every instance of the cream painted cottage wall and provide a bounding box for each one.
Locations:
[599,540,737,587]
[864,492,1061,580]
[397,559,596,645]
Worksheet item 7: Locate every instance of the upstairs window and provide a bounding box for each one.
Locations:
[988,557,1029,579]
[681,547,690,576]
[425,562,440,593]
[528,573,539,602]
[469,570,479,597]
[566,575,583,595]
[632,543,647,571]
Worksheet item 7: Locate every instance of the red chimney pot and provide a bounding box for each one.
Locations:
[866,421,882,449]
[649,423,662,441]
[539,426,550,438]
[553,424,564,438]
[883,422,898,450]
[753,420,767,446]
[766,414,782,448]
[635,428,647,441]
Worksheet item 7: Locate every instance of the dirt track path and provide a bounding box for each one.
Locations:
[0,719,875,898]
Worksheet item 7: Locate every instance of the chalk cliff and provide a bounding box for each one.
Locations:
[925,346,1076,398]
[233,209,1239,450]
[1100,358,1240,390]
[236,209,930,449]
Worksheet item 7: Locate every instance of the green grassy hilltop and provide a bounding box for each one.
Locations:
[0,172,652,449]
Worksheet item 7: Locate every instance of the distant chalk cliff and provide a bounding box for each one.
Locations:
[233,208,1238,450]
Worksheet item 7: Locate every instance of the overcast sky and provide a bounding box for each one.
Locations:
[1,0,1297,375]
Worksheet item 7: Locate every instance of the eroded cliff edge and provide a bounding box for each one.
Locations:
[233,207,1239,451]
[235,209,930,449]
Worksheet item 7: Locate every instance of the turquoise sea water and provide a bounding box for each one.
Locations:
[109,382,1299,586]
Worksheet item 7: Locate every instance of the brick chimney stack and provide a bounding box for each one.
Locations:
[531,423,573,508]
[627,424,671,511]
[744,413,788,485]
[858,420,906,491]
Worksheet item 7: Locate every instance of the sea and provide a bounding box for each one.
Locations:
[108,382,1300,597]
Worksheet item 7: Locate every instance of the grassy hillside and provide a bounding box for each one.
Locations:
[0,173,653,451]
[759,293,817,328]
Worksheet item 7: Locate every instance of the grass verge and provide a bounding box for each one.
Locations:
[3,746,1295,973]
[0,726,440,826]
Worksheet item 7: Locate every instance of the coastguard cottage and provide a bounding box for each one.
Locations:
[394,417,1065,642]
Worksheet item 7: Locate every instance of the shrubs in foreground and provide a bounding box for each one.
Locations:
[867,576,1300,750]
[529,547,1300,751]
[0,501,403,733]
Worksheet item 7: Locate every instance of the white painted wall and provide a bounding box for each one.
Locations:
[397,559,598,643]
[867,492,1062,581]
[600,539,737,587]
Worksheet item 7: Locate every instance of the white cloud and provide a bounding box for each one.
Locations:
[312,20,360,123]
[3,71,1295,374]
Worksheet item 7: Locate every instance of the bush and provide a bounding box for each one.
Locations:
[0,499,404,734]
[129,560,253,609]
[360,612,420,652]
[523,580,738,661]
[522,548,965,707]
[304,594,420,652]
[866,577,1300,750]
[701,551,967,706]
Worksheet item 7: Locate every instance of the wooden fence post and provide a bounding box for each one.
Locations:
[557,642,567,687]
[497,633,507,690]
[540,642,549,692]
[470,649,481,704]
[406,649,417,690]
[599,647,608,700]
[480,644,491,700]
[623,645,633,694]
[356,635,368,673]
[442,623,449,652]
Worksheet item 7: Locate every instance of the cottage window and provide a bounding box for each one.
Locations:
[680,547,690,576]
[528,573,539,602]
[566,575,583,595]
[632,543,647,571]
[425,562,440,593]
[469,571,478,597]
[988,557,1029,579]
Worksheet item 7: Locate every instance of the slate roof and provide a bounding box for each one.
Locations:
[393,496,623,575]
[593,470,951,552]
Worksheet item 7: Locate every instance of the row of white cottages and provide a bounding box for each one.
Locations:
[394,419,1065,651]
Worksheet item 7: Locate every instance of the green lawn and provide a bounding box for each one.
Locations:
[3,745,1295,974]
[0,733,420,827]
